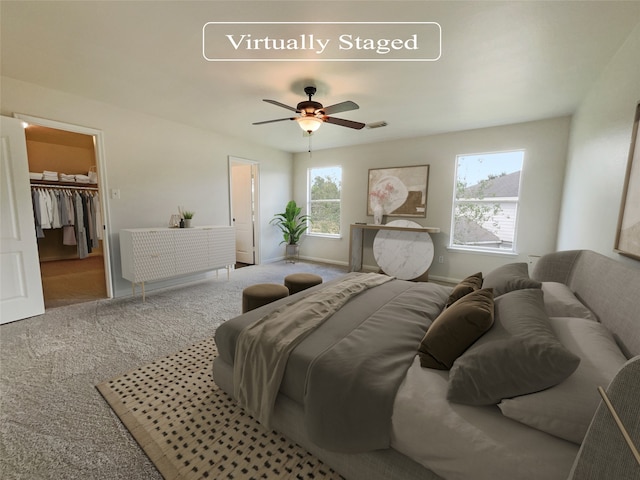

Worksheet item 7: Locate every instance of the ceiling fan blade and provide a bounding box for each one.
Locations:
[263,99,299,112]
[324,116,366,130]
[252,117,295,125]
[322,101,359,115]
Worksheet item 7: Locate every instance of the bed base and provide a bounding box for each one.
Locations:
[212,359,442,480]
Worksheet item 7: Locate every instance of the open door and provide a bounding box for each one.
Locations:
[0,116,45,323]
[229,157,259,265]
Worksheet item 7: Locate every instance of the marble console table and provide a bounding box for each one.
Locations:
[348,221,440,280]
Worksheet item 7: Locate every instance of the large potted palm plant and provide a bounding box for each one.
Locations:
[270,200,310,262]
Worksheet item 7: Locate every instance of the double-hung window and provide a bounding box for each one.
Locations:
[307,166,342,237]
[450,150,524,253]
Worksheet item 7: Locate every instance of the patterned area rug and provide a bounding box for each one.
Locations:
[96,338,343,480]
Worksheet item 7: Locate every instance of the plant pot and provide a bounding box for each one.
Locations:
[184,219,192,228]
[285,244,299,263]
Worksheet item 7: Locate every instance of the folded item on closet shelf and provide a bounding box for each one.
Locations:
[30,172,43,180]
[75,174,91,183]
[42,170,59,181]
[59,173,76,182]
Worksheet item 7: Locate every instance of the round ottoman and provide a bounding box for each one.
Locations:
[284,273,323,295]
[242,283,289,313]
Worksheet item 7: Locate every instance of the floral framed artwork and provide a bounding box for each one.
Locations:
[615,102,640,260]
[367,165,429,218]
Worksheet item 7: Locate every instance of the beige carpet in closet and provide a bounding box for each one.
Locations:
[40,255,108,308]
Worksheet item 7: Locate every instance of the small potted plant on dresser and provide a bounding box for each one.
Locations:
[270,200,310,263]
[181,210,195,228]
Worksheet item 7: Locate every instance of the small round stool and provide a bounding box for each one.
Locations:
[242,283,289,313]
[284,273,323,295]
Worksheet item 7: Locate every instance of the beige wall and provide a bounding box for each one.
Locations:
[26,139,95,177]
[558,24,640,269]
[293,116,571,282]
[1,77,293,297]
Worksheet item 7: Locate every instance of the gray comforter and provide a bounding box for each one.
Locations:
[234,273,393,428]
[215,276,451,452]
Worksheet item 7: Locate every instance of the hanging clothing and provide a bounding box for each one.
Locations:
[31,189,44,238]
[74,191,89,259]
[63,190,75,226]
[30,185,101,259]
[94,194,103,240]
[85,193,96,250]
[50,190,62,229]
[37,188,53,229]
[59,190,70,227]
[80,194,92,258]
[62,226,77,246]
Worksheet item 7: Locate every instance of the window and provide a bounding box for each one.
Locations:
[307,166,342,237]
[451,150,524,253]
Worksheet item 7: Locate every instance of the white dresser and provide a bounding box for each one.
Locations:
[120,226,236,299]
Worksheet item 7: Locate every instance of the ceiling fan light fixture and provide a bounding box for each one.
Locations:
[296,116,322,133]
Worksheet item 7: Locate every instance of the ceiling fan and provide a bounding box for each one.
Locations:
[253,86,366,134]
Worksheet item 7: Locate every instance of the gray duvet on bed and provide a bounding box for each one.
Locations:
[215,275,451,453]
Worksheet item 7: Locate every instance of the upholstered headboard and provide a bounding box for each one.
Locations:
[532,250,640,358]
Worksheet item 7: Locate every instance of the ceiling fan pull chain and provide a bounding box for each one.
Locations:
[308,134,313,157]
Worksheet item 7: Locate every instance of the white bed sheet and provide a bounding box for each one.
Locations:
[391,357,580,480]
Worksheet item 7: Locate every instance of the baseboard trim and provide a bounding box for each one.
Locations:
[428,275,458,286]
[298,255,348,267]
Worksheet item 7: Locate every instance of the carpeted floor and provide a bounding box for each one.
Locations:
[97,337,343,480]
[0,260,348,480]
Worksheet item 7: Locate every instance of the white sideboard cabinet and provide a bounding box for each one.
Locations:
[120,226,235,299]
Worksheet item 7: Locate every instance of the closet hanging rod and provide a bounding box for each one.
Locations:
[30,182,99,191]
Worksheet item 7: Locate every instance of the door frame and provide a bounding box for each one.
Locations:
[228,156,260,265]
[14,113,114,299]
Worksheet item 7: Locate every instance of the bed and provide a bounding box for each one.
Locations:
[212,250,640,480]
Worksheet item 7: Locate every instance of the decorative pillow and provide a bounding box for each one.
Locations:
[498,316,627,444]
[419,288,494,370]
[447,289,580,405]
[482,263,541,297]
[445,272,483,307]
[541,282,597,321]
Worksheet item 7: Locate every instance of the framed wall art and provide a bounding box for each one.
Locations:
[615,102,640,260]
[367,165,429,218]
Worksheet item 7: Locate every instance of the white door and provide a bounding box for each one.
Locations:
[231,162,255,264]
[0,116,45,323]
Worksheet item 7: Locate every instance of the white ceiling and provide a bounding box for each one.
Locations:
[2,1,639,153]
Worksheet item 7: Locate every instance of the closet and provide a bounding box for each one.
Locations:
[25,124,108,308]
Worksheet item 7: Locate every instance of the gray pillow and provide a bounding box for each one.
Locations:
[482,263,541,297]
[498,316,627,444]
[445,272,483,308]
[419,288,494,370]
[447,289,580,405]
[541,282,597,321]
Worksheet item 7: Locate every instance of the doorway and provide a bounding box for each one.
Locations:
[229,156,259,266]
[17,114,113,308]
